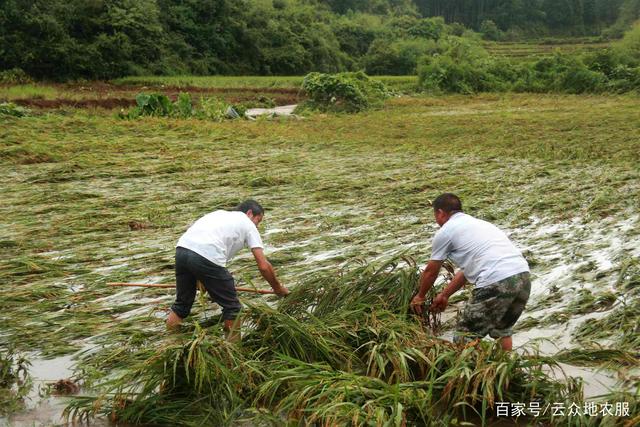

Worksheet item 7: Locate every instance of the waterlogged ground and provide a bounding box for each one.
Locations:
[1,93,639,425]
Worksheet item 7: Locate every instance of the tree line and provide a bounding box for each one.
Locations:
[0,0,638,80]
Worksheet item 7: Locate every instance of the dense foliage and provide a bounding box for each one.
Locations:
[0,0,638,80]
[418,24,640,93]
[412,0,640,38]
[300,71,392,112]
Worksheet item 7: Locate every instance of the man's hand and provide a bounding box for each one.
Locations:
[410,295,426,314]
[273,285,290,297]
[430,293,448,313]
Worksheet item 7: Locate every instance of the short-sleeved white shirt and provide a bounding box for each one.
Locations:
[177,210,263,267]
[431,212,529,288]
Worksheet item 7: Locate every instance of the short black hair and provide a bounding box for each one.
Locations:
[236,199,264,216]
[432,193,463,213]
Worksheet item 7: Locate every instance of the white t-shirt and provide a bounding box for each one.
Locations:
[177,210,264,267]
[431,212,529,288]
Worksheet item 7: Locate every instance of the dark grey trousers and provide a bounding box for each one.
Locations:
[171,247,241,321]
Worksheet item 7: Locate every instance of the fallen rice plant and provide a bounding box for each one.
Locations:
[63,260,623,426]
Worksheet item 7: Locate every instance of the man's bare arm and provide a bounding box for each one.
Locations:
[251,248,289,296]
[410,260,443,314]
[430,271,466,312]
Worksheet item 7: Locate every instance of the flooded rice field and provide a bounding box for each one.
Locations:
[1,93,638,425]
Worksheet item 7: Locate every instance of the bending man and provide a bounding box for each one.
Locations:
[167,199,289,337]
[410,193,530,351]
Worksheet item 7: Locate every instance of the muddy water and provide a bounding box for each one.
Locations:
[1,354,110,427]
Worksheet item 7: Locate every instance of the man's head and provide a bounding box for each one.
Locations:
[432,193,463,226]
[236,199,264,226]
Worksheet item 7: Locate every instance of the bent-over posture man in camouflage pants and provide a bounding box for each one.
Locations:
[410,193,531,351]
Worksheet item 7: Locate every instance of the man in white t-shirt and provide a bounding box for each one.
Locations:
[410,193,530,351]
[167,200,289,337]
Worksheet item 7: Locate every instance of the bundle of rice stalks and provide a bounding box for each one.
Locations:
[65,326,250,426]
[65,258,594,426]
[340,308,443,383]
[252,345,583,426]
[278,258,419,319]
[241,302,356,368]
[252,357,434,426]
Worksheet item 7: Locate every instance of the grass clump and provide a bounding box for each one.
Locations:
[0,68,33,84]
[299,71,392,113]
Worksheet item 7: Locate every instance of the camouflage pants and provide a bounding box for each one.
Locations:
[455,272,531,342]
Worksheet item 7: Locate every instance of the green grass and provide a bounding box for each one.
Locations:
[0,84,60,100]
[1,92,639,423]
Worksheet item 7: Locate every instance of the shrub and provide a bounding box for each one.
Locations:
[480,20,503,41]
[584,49,624,76]
[559,66,606,94]
[606,64,640,92]
[614,21,640,66]
[300,71,391,113]
[0,102,30,117]
[407,17,447,40]
[363,39,437,75]
[0,68,33,84]
[418,55,494,94]
[417,37,495,93]
[447,22,467,37]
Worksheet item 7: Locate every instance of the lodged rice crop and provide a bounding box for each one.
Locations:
[2,92,638,424]
[62,259,635,426]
